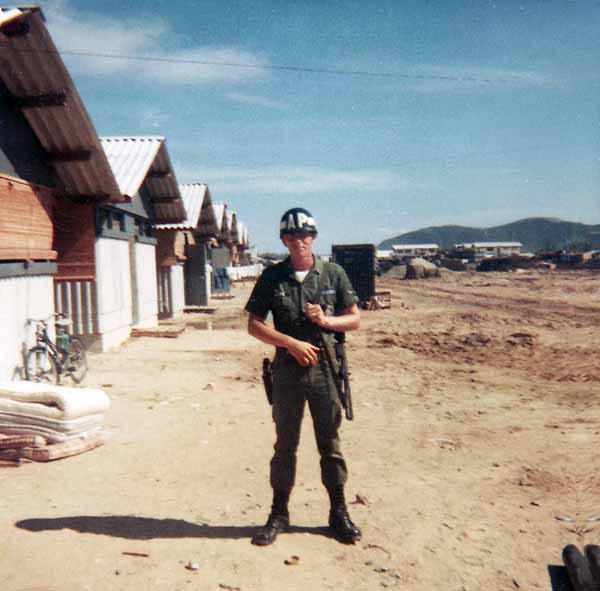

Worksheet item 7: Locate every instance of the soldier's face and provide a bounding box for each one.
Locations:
[282,232,315,257]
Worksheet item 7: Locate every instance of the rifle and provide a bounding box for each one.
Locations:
[262,357,273,405]
[335,337,354,421]
[316,329,354,421]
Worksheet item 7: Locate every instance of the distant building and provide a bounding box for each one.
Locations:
[96,136,186,345]
[156,182,220,311]
[376,250,394,261]
[559,251,595,265]
[454,242,522,261]
[391,244,439,261]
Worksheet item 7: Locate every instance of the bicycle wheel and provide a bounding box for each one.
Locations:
[25,346,59,385]
[66,337,87,383]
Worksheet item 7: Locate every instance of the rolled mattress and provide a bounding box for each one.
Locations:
[0,381,110,419]
[0,411,103,433]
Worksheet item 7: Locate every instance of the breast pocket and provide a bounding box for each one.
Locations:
[319,287,337,314]
[272,294,294,324]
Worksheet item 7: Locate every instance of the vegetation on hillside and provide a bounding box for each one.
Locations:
[378,218,600,253]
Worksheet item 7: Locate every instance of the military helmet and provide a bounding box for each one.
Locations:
[279,207,318,237]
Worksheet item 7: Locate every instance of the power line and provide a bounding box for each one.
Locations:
[12,46,506,85]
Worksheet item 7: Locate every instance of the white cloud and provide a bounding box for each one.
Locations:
[178,166,430,195]
[137,48,268,85]
[226,92,288,110]
[140,107,171,129]
[43,0,269,84]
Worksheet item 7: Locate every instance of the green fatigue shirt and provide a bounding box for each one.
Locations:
[245,256,358,349]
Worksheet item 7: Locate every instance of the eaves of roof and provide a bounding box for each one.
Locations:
[100,136,186,224]
[155,183,219,236]
[0,7,122,201]
[212,202,230,241]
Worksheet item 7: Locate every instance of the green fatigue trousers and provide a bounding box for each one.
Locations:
[270,351,347,492]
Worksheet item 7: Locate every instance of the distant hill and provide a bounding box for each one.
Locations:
[378,218,600,253]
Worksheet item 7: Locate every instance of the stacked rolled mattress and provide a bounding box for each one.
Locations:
[0,381,110,462]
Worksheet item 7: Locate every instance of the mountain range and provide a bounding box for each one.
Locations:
[378,218,600,253]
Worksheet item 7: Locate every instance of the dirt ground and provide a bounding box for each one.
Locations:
[2,269,600,591]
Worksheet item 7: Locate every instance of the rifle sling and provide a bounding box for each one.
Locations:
[312,263,353,420]
[312,265,342,379]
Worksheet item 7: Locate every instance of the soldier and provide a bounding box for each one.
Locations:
[245,207,362,546]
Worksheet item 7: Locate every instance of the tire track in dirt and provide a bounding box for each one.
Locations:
[397,282,600,326]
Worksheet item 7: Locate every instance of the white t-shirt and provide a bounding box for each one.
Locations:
[294,270,310,283]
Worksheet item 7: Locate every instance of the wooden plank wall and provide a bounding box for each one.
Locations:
[157,267,172,317]
[52,198,96,279]
[175,231,187,261]
[0,174,57,261]
[156,229,187,267]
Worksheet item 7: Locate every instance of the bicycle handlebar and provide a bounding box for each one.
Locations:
[27,312,69,325]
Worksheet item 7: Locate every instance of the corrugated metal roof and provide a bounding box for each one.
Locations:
[236,221,249,248]
[101,137,161,198]
[100,136,185,224]
[212,203,225,226]
[228,211,240,244]
[223,208,232,242]
[192,184,219,237]
[236,221,245,246]
[0,7,24,25]
[392,244,439,250]
[180,183,207,228]
[455,242,522,248]
[155,183,219,236]
[0,7,122,201]
[212,203,229,241]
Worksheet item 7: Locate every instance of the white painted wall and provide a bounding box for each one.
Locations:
[0,274,54,381]
[226,264,264,280]
[133,242,158,328]
[54,279,97,337]
[171,264,185,317]
[205,263,213,300]
[95,237,132,351]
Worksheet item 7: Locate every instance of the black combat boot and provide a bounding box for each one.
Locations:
[327,485,362,544]
[251,512,289,546]
[251,489,290,546]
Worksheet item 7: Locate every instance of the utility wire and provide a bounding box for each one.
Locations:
[11,46,507,85]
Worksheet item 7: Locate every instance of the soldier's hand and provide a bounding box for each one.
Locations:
[287,339,320,366]
[305,303,329,328]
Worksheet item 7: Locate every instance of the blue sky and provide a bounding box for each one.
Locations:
[40,0,600,252]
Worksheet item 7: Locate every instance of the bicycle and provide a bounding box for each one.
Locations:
[25,313,88,385]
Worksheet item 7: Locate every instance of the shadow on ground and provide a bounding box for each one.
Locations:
[15,515,331,541]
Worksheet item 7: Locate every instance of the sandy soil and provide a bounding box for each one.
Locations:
[2,269,600,591]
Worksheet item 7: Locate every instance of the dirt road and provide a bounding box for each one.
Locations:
[2,270,599,590]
